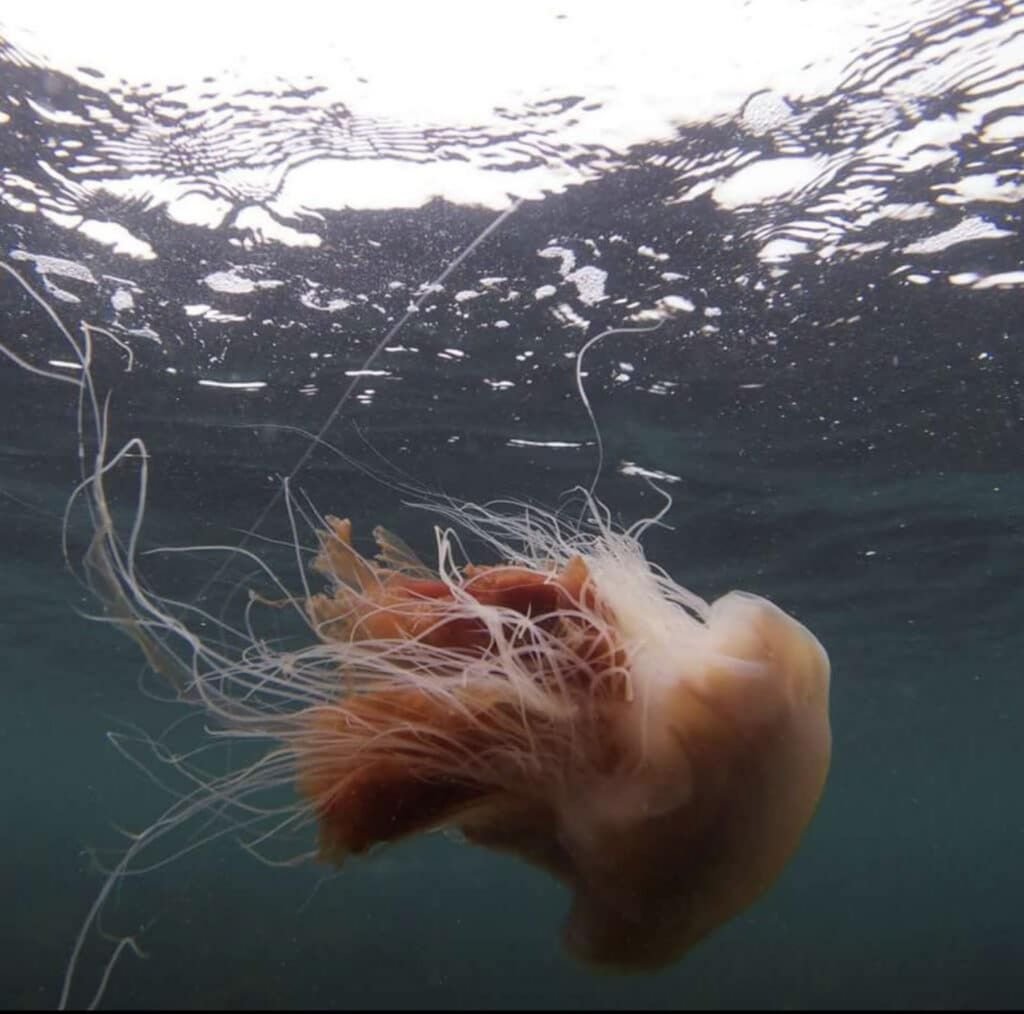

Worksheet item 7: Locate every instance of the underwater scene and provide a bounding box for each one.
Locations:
[1,1,1021,1009]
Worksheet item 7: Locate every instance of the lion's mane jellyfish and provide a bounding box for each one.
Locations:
[0,262,829,986]
[291,508,831,969]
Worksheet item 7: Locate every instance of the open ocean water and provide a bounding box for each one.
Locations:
[1,1,1022,1008]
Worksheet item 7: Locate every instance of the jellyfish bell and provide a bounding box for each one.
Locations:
[293,511,831,970]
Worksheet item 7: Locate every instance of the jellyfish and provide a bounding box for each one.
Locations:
[1,261,830,999]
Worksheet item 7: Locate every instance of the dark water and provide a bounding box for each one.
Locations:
[2,2,1023,1008]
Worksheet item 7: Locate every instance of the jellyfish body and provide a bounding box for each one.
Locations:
[297,514,831,969]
